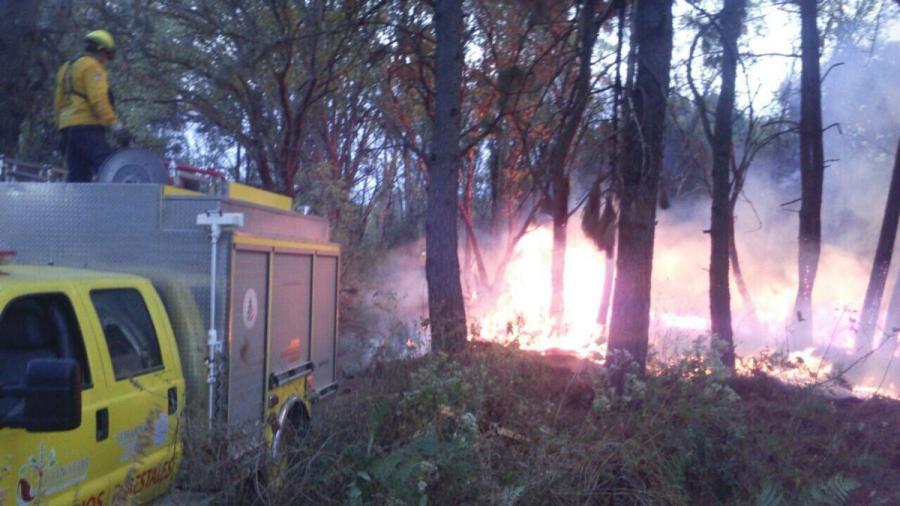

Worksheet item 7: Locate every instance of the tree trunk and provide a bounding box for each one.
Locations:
[795,0,826,347]
[489,128,508,235]
[0,1,39,156]
[598,247,615,326]
[859,138,900,342]
[885,272,900,338]
[549,170,570,326]
[708,0,746,370]
[729,216,763,334]
[463,151,475,276]
[378,152,398,247]
[548,0,599,326]
[425,0,467,354]
[403,149,421,230]
[607,0,674,379]
[596,5,626,329]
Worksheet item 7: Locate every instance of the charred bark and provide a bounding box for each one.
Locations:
[707,0,746,370]
[859,138,900,342]
[607,0,674,379]
[426,0,467,354]
[795,0,826,346]
[582,192,616,324]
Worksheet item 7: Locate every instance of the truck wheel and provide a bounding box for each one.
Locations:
[281,404,310,464]
[266,403,310,491]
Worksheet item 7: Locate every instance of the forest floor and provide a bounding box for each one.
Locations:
[203,342,900,505]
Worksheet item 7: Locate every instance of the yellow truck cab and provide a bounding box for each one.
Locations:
[0,182,340,504]
[0,266,184,505]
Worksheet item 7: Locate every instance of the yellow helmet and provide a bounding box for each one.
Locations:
[84,30,115,52]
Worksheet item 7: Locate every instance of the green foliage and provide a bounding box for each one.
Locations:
[342,355,485,505]
[165,341,896,505]
[802,474,860,506]
[756,474,860,506]
[349,431,475,506]
[401,353,485,424]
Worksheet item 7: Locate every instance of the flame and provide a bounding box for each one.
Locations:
[465,224,899,398]
[468,227,606,357]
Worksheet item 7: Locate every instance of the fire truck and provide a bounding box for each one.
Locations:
[0,151,340,504]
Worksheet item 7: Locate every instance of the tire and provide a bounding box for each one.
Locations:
[265,404,310,491]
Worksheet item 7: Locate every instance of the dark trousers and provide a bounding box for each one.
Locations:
[61,125,112,182]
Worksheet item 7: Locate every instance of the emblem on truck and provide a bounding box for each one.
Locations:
[242,288,258,329]
[16,444,88,505]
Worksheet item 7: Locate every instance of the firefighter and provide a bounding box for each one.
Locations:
[54,30,131,182]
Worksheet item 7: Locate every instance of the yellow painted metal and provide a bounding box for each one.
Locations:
[263,376,311,488]
[78,277,183,505]
[0,268,184,505]
[263,250,276,447]
[0,265,142,285]
[162,185,202,197]
[266,380,310,441]
[258,248,313,446]
[250,246,315,484]
[0,280,111,506]
[227,182,293,211]
[233,232,340,254]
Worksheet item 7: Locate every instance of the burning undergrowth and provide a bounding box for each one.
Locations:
[341,218,899,399]
[337,42,900,398]
[237,343,899,505]
[462,201,899,398]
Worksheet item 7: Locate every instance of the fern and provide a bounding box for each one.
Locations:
[800,474,860,506]
[755,482,786,506]
[499,485,526,506]
[756,474,859,506]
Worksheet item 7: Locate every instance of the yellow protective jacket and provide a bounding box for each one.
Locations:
[54,55,118,129]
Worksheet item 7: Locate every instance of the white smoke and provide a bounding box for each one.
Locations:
[340,41,899,397]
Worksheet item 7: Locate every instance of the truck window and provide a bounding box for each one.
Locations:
[0,293,92,418]
[91,289,164,381]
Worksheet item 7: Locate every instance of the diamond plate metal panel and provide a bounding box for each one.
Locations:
[222,200,329,242]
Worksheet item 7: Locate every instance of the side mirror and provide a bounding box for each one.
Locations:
[23,358,82,432]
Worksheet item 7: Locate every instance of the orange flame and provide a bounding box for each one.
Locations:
[465,224,899,398]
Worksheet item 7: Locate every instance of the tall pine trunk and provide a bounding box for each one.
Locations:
[607,0,674,378]
[549,171,570,326]
[548,0,599,327]
[859,138,900,342]
[708,0,746,370]
[426,0,467,354]
[597,5,627,329]
[795,0,826,346]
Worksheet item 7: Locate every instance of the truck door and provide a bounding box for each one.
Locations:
[0,289,111,506]
[228,248,270,451]
[269,251,313,383]
[82,285,181,503]
[311,254,339,395]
